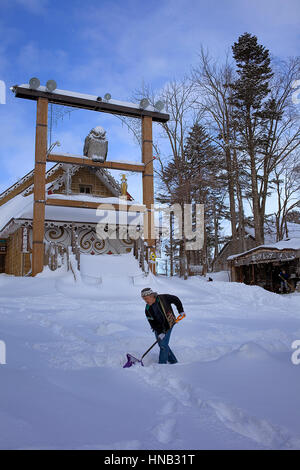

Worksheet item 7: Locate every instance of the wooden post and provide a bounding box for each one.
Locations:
[142,115,156,274]
[32,97,48,276]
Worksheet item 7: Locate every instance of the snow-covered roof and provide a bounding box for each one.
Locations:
[47,193,140,206]
[0,189,48,235]
[0,190,143,231]
[228,237,300,260]
[0,191,145,234]
[20,204,144,226]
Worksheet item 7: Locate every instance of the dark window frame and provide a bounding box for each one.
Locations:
[79,184,93,194]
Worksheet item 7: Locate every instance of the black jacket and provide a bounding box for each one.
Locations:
[145,294,184,335]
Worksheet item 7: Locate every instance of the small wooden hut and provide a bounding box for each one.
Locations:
[228,239,300,293]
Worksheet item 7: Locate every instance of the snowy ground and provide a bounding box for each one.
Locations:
[1,254,300,450]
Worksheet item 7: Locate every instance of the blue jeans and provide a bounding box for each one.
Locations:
[280,280,290,293]
[155,327,178,364]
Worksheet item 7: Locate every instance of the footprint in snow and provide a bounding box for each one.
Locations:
[206,399,300,449]
[160,399,178,416]
[152,418,177,445]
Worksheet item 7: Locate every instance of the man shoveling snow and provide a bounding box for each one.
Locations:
[141,287,186,364]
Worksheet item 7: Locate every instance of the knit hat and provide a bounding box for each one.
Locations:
[141,287,157,298]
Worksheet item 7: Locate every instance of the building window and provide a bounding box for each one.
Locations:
[0,239,6,254]
[79,185,92,194]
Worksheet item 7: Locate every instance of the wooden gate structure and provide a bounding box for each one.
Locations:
[13,84,169,276]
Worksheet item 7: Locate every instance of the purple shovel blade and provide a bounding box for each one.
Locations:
[123,353,144,368]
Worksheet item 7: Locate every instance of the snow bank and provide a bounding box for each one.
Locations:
[206,271,230,282]
[0,263,300,449]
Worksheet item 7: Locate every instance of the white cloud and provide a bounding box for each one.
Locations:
[16,41,68,78]
[73,0,300,90]
[14,0,49,15]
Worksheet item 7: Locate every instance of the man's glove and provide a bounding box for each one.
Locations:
[158,333,165,341]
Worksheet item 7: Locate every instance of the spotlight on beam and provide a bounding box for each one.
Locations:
[154,100,164,112]
[47,140,61,155]
[46,80,57,92]
[29,77,40,90]
[104,93,111,101]
[139,98,150,109]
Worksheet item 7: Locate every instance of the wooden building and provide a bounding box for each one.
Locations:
[0,162,142,276]
[213,221,300,273]
[228,239,300,293]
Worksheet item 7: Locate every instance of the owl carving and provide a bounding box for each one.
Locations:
[83,126,108,162]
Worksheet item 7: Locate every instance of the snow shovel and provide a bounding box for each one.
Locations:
[123,313,185,368]
[278,273,293,292]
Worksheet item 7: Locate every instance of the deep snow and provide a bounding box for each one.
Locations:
[1,254,300,450]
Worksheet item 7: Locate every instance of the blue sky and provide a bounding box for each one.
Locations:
[0,0,299,204]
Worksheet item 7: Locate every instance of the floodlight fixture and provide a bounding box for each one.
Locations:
[29,77,40,90]
[154,100,164,112]
[96,96,102,102]
[47,140,61,155]
[46,80,57,92]
[139,98,150,109]
[104,93,111,101]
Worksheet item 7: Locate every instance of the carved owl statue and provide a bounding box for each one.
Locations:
[83,126,108,162]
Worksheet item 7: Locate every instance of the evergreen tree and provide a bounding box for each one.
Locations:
[229,32,274,245]
[184,123,227,273]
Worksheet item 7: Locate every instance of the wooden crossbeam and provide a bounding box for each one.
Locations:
[13,85,169,123]
[46,198,146,212]
[47,153,145,172]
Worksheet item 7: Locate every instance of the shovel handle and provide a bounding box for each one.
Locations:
[141,313,185,361]
[141,339,159,360]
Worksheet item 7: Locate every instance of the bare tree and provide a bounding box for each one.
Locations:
[156,78,199,278]
[270,152,300,240]
[125,78,199,278]
[257,57,300,239]
[192,48,241,251]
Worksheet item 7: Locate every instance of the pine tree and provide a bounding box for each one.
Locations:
[229,32,274,245]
